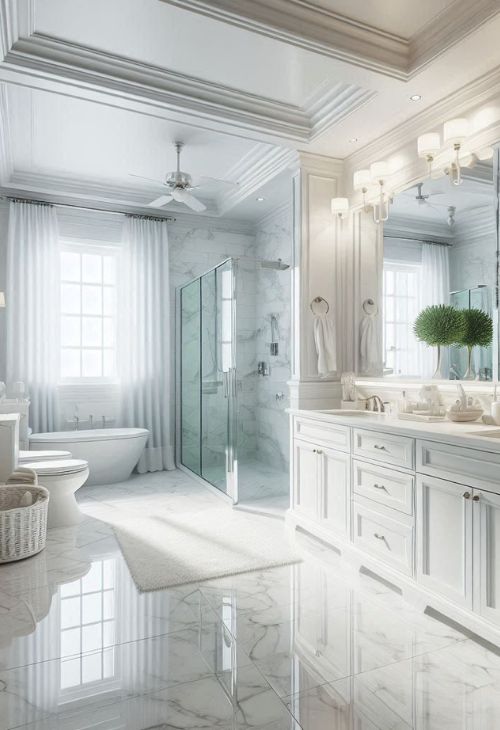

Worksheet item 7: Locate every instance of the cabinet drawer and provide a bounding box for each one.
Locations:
[353,501,414,576]
[294,417,350,452]
[353,459,414,515]
[417,439,500,491]
[353,429,414,470]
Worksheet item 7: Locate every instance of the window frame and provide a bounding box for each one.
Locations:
[383,259,422,377]
[59,240,120,386]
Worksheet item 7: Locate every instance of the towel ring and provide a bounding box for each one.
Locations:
[310,296,329,314]
[362,298,378,315]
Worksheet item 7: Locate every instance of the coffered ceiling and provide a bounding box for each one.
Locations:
[1,0,500,220]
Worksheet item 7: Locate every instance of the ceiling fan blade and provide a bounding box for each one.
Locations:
[149,194,174,208]
[129,173,164,185]
[174,188,207,212]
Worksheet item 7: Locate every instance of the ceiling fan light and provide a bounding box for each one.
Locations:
[353,169,370,190]
[443,118,469,145]
[369,161,389,182]
[417,132,441,158]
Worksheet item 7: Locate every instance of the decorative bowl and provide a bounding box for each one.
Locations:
[446,408,483,423]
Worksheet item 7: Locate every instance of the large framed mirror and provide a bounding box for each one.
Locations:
[381,150,498,381]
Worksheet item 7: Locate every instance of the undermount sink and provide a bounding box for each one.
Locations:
[467,429,500,439]
[317,409,381,416]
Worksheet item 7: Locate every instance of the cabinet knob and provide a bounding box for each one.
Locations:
[473,494,481,502]
[316,449,323,455]
[463,492,471,500]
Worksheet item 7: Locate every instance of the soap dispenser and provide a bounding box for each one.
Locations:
[491,384,500,425]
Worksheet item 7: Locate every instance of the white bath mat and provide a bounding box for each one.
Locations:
[111,507,301,591]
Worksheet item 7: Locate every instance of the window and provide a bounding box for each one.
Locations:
[383,261,421,376]
[59,559,118,695]
[60,245,117,380]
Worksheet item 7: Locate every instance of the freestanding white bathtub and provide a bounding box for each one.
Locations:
[29,428,149,486]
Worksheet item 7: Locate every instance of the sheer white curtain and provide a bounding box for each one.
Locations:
[6,201,60,432]
[119,217,174,472]
[418,243,450,377]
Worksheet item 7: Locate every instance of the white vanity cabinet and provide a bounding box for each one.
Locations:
[416,474,473,609]
[292,418,351,540]
[289,411,500,646]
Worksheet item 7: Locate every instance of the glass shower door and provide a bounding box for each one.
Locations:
[200,260,237,500]
[180,259,237,502]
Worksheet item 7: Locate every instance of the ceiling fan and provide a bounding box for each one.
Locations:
[130,142,236,213]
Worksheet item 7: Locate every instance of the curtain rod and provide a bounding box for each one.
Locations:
[384,234,452,247]
[2,196,175,222]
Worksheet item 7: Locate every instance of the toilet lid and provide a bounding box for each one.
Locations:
[19,450,72,463]
[23,459,89,476]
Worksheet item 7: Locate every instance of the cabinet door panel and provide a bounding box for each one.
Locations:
[475,490,500,626]
[293,438,319,520]
[319,447,350,538]
[416,475,473,609]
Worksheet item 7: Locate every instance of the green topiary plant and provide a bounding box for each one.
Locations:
[413,304,465,378]
[456,307,493,379]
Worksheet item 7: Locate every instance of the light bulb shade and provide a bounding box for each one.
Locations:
[417,132,441,158]
[443,118,469,144]
[370,161,389,181]
[0,292,5,308]
[353,169,370,190]
[331,197,349,214]
[477,146,494,161]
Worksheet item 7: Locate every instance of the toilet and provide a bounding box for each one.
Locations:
[18,449,72,464]
[15,459,90,528]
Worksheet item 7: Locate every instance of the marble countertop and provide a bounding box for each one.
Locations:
[288,408,500,454]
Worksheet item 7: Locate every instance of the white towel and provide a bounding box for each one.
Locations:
[360,314,379,373]
[314,314,337,376]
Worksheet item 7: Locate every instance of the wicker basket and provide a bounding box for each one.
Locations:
[0,478,50,564]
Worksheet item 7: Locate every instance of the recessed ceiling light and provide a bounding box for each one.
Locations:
[410,94,422,101]
[256,197,265,202]
[349,137,358,143]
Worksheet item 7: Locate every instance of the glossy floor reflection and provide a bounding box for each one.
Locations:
[1,470,500,728]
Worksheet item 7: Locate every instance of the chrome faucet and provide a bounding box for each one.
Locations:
[365,395,385,413]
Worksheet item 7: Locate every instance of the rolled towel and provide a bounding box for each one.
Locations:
[5,467,38,486]
[18,491,33,507]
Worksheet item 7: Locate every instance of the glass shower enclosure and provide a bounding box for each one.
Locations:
[179,259,237,500]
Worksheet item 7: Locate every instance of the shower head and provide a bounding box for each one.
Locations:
[260,258,290,270]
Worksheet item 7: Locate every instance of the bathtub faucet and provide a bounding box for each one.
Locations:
[73,415,79,430]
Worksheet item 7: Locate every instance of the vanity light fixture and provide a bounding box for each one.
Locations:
[417,132,441,176]
[369,161,391,223]
[476,146,494,161]
[0,292,5,308]
[443,117,469,186]
[331,197,349,219]
[353,168,370,211]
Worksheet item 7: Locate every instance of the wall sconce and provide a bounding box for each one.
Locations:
[353,169,370,210]
[417,132,441,176]
[331,197,349,219]
[0,292,5,308]
[369,161,390,223]
[443,117,469,186]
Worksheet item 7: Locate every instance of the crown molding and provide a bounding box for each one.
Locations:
[384,214,454,243]
[1,21,372,144]
[409,0,500,74]
[160,0,500,80]
[255,200,292,230]
[219,145,297,215]
[159,0,408,79]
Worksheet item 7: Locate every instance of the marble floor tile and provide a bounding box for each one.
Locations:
[4,470,500,730]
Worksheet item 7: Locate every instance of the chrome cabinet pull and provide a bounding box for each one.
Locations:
[473,494,481,502]
[373,444,387,451]
[374,533,385,540]
[373,483,387,492]
[316,449,323,455]
[463,492,471,500]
